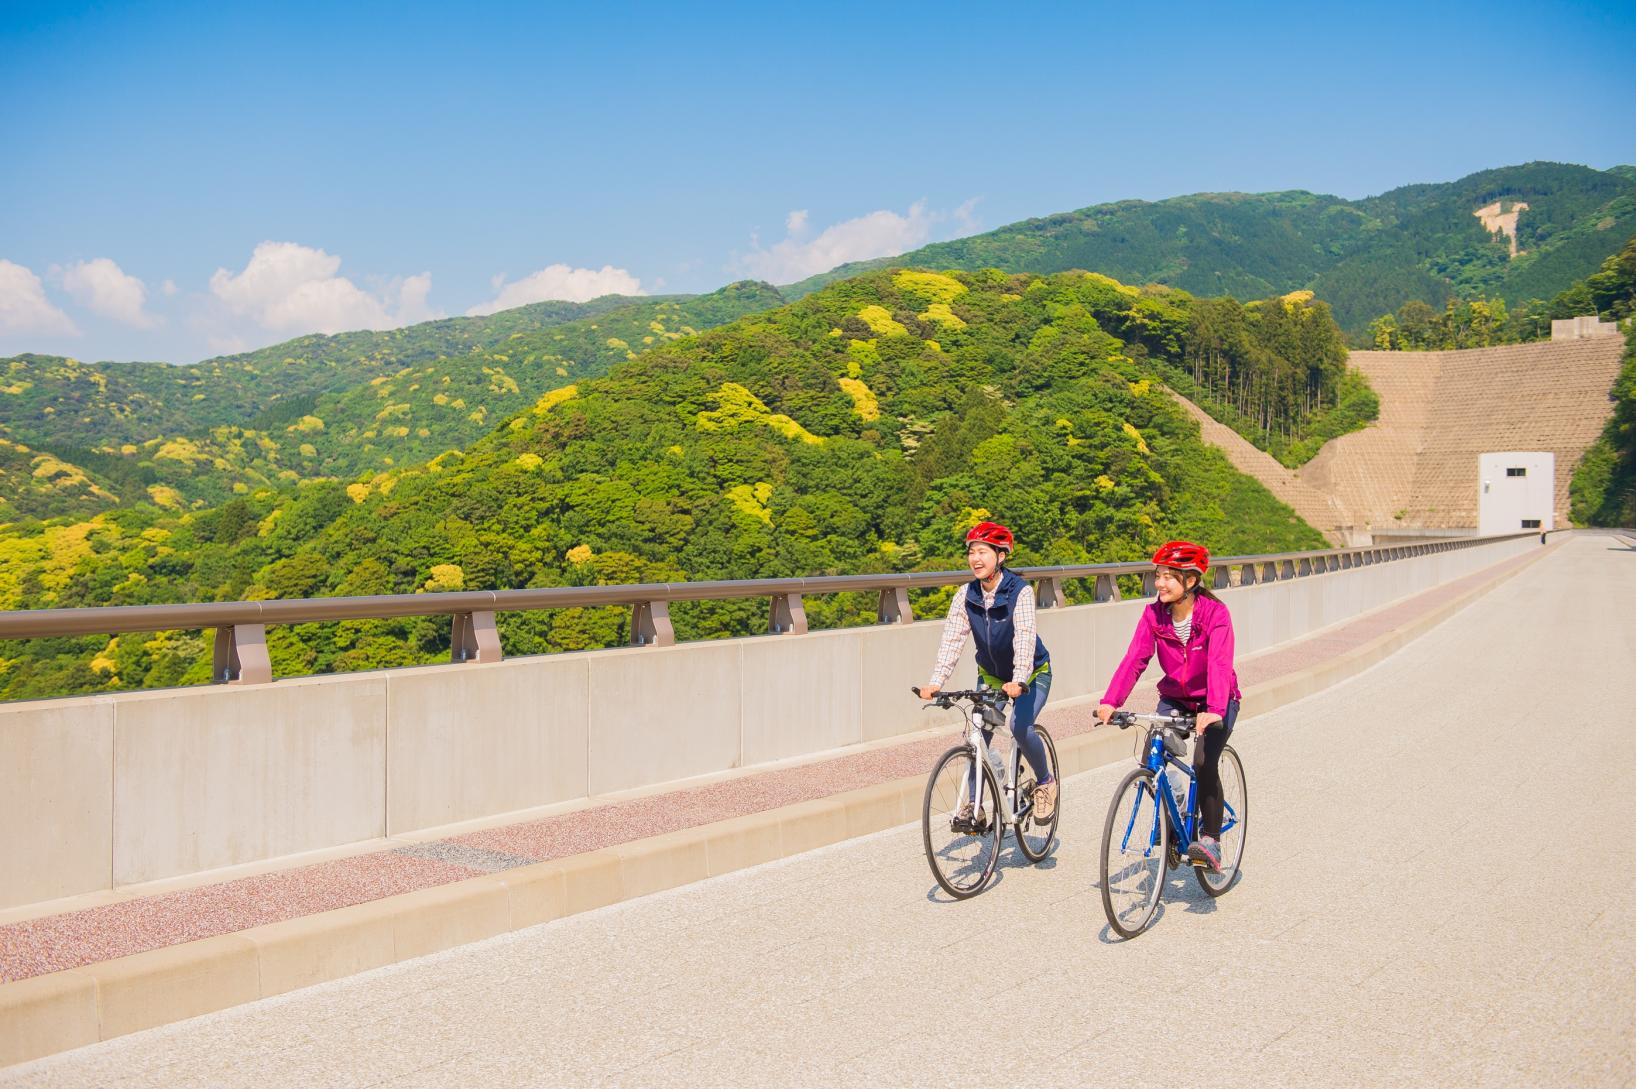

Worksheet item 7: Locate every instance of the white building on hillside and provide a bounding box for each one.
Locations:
[1478,452,1554,535]
[1552,315,1620,340]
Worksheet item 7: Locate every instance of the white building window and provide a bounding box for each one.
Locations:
[1507,467,1527,477]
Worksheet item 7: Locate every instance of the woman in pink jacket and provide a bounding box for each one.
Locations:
[1094,540,1241,872]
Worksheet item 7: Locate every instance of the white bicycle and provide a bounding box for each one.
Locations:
[914,687,1061,899]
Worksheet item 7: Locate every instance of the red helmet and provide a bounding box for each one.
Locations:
[964,521,1015,552]
[1152,540,1209,575]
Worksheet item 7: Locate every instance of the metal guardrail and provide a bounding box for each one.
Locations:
[0,533,1543,686]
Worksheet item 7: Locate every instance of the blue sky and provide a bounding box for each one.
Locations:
[2,0,1633,364]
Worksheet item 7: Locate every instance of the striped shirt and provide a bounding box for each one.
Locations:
[926,579,1038,688]
[1173,614,1192,645]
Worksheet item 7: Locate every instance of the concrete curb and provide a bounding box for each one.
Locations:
[0,545,1551,1068]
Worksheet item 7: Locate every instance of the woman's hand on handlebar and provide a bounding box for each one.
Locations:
[1195,711,1222,735]
[915,683,941,701]
[1001,681,1024,698]
[1095,703,1115,725]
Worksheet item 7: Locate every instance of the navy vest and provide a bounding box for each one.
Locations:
[964,568,1050,682]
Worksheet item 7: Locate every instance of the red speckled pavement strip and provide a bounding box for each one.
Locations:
[0,549,1542,984]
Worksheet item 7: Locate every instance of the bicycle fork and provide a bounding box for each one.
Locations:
[964,720,1015,828]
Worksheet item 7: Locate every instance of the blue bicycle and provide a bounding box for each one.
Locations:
[1098,711,1248,939]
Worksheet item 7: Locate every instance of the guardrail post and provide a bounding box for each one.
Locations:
[1260,562,1279,582]
[1296,557,1313,577]
[631,601,675,646]
[1140,571,1158,596]
[1237,563,1257,586]
[768,593,808,634]
[1211,567,1230,590]
[1279,560,1296,579]
[877,587,914,624]
[1093,573,1121,602]
[451,610,502,663]
[212,624,272,685]
[1033,577,1064,608]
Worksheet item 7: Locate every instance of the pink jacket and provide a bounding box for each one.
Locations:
[1102,595,1241,716]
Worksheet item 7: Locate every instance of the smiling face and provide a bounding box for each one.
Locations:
[967,542,1004,581]
[1153,566,1196,604]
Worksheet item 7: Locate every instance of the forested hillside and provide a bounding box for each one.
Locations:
[1367,234,1635,350]
[0,268,1332,701]
[1559,239,1636,527]
[784,162,1636,335]
[0,283,782,517]
[1,295,638,448]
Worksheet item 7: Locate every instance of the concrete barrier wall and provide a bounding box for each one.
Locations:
[0,534,1539,909]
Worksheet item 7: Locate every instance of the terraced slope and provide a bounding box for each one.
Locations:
[1164,389,1354,544]
[1304,338,1624,531]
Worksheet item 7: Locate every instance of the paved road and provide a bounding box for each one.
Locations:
[8,536,1634,1088]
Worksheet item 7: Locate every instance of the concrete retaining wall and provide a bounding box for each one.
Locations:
[0,535,1539,910]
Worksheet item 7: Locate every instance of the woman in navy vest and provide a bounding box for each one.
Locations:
[916,520,1056,822]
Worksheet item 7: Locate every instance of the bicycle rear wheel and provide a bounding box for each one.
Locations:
[1014,725,1060,863]
[922,745,1003,899]
[1100,767,1168,939]
[1195,745,1247,897]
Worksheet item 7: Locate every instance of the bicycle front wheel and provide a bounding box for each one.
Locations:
[1100,767,1169,939]
[1195,745,1247,897]
[1014,725,1060,863]
[923,745,1003,899]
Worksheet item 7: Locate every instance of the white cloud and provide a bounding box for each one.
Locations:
[209,241,435,335]
[737,199,981,283]
[395,272,436,325]
[161,279,178,296]
[0,259,78,336]
[62,257,157,328]
[466,264,645,317]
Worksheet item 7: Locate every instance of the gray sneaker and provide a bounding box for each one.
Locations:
[1187,836,1222,872]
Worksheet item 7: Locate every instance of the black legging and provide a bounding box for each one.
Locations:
[1157,697,1240,839]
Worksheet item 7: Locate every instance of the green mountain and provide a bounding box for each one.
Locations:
[0,268,1334,701]
[783,162,1636,334]
[0,296,637,449]
[0,282,784,517]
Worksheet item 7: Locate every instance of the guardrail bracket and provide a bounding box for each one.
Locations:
[213,624,272,685]
[768,593,808,635]
[451,610,503,663]
[877,587,914,625]
[632,601,675,646]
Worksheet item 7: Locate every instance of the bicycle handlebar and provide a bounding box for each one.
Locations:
[1108,710,1195,734]
[910,686,1012,710]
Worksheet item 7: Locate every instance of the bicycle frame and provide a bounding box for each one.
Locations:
[1120,726,1238,855]
[960,705,1026,828]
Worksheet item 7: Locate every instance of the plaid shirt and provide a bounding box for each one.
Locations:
[926,578,1038,688]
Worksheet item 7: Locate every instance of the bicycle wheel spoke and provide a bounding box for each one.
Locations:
[1101,770,1167,937]
[1014,726,1059,863]
[1196,746,1248,897]
[922,748,1001,898]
